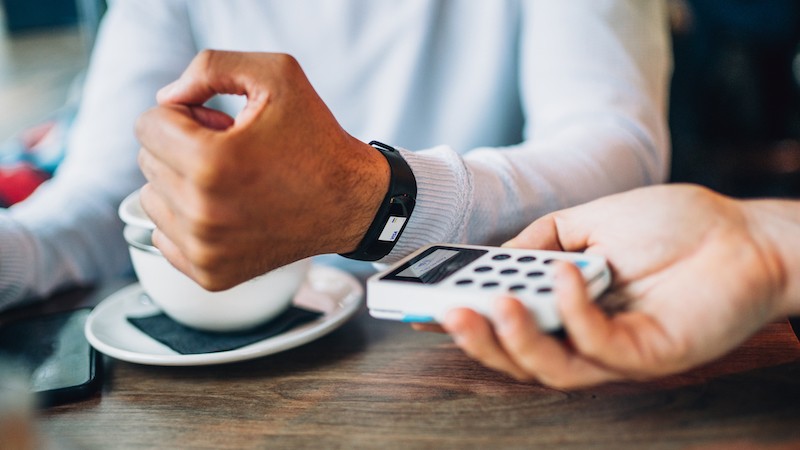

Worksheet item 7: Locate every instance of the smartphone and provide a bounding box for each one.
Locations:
[0,308,102,407]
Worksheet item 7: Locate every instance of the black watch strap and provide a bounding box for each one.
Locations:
[340,141,417,261]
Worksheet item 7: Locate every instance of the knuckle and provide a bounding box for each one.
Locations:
[458,338,490,361]
[134,107,158,141]
[136,149,149,174]
[644,341,689,376]
[187,147,235,190]
[537,373,577,391]
[178,197,229,244]
[191,260,240,292]
[189,162,223,189]
[627,331,679,374]
[573,338,603,361]
[186,152,233,191]
[192,49,232,88]
[195,49,220,71]
[186,245,223,279]
[273,52,299,68]
[684,183,712,197]
[509,345,546,374]
[192,270,225,292]
[516,359,547,381]
[509,372,536,384]
[185,214,222,245]
[271,52,302,77]
[195,274,232,292]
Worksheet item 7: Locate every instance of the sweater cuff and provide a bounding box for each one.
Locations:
[381,146,471,263]
[0,215,37,311]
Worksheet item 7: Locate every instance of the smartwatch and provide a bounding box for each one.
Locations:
[340,141,417,261]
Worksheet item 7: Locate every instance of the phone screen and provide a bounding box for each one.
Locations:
[0,308,101,406]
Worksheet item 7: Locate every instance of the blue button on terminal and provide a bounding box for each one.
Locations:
[402,315,436,323]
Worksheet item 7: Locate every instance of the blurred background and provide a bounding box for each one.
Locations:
[0,0,799,201]
[668,0,800,198]
[0,0,99,140]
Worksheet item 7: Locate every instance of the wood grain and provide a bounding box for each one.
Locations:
[21,284,800,450]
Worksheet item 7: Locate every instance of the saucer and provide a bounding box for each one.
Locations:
[84,265,363,366]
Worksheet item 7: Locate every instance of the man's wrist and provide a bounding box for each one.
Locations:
[340,141,416,261]
[334,140,391,255]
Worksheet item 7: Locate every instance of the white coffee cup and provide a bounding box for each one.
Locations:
[120,190,310,332]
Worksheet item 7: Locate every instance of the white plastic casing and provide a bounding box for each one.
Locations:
[367,243,611,332]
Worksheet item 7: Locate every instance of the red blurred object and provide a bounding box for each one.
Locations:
[0,163,50,207]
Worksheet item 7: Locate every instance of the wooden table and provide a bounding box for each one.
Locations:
[7,280,800,449]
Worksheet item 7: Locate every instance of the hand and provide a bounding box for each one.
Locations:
[440,184,793,388]
[136,50,388,290]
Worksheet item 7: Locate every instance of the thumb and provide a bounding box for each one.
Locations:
[502,214,566,251]
[504,206,599,253]
[157,50,271,127]
[156,50,266,108]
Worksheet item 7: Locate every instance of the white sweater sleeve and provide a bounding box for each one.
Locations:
[0,0,197,310]
[387,0,671,260]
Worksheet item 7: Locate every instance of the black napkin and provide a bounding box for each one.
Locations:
[127,307,323,355]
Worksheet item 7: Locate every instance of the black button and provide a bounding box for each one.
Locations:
[474,266,492,273]
[543,258,556,265]
[455,279,474,286]
[517,256,536,263]
[492,254,511,261]
[526,271,545,278]
[500,268,519,275]
[509,284,526,292]
[537,287,553,294]
[482,281,500,288]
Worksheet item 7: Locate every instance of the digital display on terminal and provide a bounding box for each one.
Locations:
[382,246,487,284]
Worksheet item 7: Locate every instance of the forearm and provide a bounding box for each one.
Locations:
[743,198,800,316]
[0,216,40,309]
[388,120,665,263]
[463,122,667,245]
[2,182,133,308]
